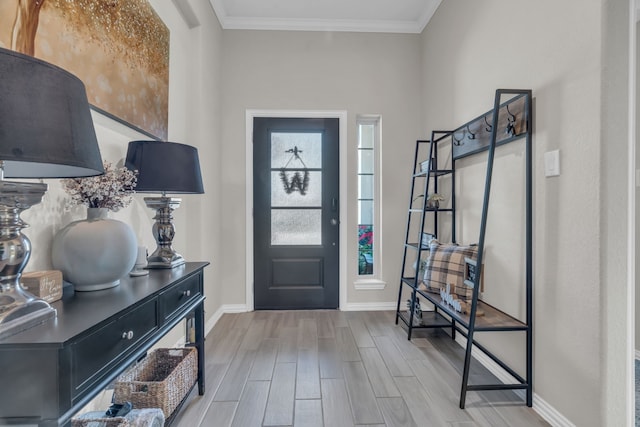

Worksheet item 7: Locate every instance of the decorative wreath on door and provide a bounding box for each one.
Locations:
[279,146,310,195]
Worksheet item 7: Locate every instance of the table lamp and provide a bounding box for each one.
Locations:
[124,141,204,268]
[0,48,104,338]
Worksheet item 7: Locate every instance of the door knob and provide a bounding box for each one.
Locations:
[331,218,338,226]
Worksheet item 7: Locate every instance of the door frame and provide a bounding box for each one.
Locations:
[245,109,348,311]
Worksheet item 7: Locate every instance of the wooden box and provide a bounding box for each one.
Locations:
[21,270,63,303]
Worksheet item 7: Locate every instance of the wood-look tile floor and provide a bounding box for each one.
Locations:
[173,310,548,427]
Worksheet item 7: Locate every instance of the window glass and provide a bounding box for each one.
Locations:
[357,121,377,275]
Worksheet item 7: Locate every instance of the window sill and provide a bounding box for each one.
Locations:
[354,279,386,290]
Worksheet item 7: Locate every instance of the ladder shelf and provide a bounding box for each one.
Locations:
[395,89,533,409]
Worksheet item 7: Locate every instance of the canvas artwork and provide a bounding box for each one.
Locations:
[0,0,170,140]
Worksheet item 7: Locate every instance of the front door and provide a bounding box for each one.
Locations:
[253,117,339,309]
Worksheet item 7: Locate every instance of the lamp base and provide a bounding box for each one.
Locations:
[0,299,56,340]
[147,252,185,268]
[0,180,56,339]
[144,197,186,269]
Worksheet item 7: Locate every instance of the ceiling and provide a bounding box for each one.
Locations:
[207,0,443,33]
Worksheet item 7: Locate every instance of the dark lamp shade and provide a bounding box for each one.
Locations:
[0,48,104,178]
[125,141,204,194]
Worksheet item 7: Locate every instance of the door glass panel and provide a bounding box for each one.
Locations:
[271,133,322,168]
[271,131,322,246]
[271,171,322,207]
[271,209,321,245]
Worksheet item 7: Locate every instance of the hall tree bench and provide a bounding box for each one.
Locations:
[0,262,209,427]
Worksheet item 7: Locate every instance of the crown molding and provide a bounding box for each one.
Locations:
[417,0,442,32]
[208,0,441,34]
[222,16,425,33]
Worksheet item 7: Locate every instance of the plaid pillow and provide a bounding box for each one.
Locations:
[421,240,478,300]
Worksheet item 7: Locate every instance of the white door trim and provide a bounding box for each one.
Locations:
[245,110,348,311]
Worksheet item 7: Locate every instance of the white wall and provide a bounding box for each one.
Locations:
[169,0,224,327]
[422,1,630,426]
[601,1,633,424]
[219,30,424,307]
[20,0,223,345]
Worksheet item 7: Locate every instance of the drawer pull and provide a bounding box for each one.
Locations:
[182,290,191,297]
[122,330,134,340]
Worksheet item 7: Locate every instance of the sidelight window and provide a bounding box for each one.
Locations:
[357,116,380,277]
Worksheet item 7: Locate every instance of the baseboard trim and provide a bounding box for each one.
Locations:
[222,303,249,313]
[533,394,576,427]
[343,301,397,311]
[453,334,574,427]
[205,302,394,330]
[205,304,248,336]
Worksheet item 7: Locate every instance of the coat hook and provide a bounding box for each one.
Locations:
[505,105,516,137]
[484,116,493,132]
[452,132,464,146]
[466,125,476,140]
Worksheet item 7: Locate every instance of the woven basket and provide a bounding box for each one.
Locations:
[113,347,197,418]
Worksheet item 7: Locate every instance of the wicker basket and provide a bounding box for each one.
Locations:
[113,347,197,418]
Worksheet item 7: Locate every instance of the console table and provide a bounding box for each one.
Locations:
[0,261,209,427]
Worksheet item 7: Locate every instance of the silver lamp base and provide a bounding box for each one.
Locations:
[144,196,186,269]
[147,254,185,269]
[0,296,56,340]
[0,181,56,339]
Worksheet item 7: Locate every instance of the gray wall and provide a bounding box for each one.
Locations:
[219,30,424,307]
[422,1,630,425]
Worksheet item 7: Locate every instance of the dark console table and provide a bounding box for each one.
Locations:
[0,261,209,427]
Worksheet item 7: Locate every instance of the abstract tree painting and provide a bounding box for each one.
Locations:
[1,0,170,140]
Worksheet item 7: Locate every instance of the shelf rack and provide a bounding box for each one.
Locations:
[395,89,533,409]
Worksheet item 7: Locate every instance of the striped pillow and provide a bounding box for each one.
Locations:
[422,240,477,299]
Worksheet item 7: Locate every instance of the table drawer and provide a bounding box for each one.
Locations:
[72,298,158,395]
[159,273,201,322]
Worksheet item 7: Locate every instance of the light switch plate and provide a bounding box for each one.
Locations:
[544,150,560,177]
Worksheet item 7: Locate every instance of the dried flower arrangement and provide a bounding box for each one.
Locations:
[61,161,137,211]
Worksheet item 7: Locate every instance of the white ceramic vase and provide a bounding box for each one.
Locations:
[52,208,137,291]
